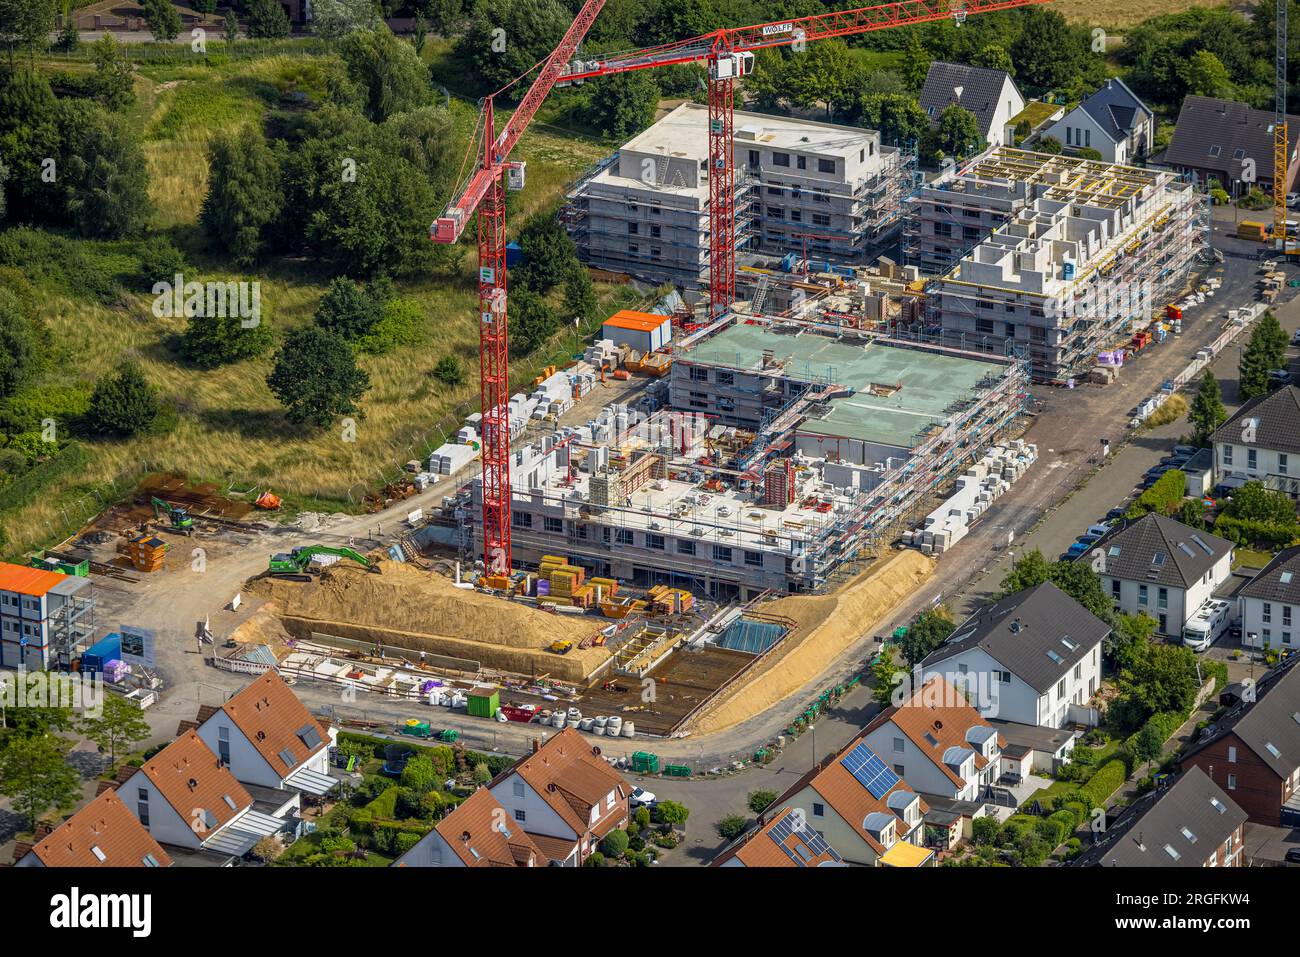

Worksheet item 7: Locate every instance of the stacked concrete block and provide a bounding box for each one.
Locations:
[908,443,1037,554]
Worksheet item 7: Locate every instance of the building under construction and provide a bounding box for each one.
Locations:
[475,312,1026,600]
[906,147,1210,382]
[565,103,915,291]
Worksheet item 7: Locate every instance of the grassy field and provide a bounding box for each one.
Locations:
[1052,0,1227,28]
[0,49,640,557]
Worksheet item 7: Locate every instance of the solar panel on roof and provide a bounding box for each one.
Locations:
[840,741,900,799]
[767,811,841,866]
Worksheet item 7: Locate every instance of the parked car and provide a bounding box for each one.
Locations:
[630,787,658,808]
[1268,368,1292,387]
[1285,847,1300,865]
[1172,445,1199,458]
[1287,193,1300,208]
[1085,523,1115,538]
[1065,541,1091,559]
[1106,506,1129,522]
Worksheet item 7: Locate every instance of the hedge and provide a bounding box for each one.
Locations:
[1213,514,1300,548]
[1080,759,1128,806]
[365,786,400,820]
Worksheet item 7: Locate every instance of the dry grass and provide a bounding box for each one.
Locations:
[1053,0,1226,27]
[1,54,633,556]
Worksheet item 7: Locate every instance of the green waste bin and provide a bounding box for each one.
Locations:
[632,751,660,774]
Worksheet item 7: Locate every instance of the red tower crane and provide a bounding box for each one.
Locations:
[433,0,1050,575]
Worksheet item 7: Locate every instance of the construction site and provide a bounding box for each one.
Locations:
[5,0,1222,754]
[565,101,915,293]
[904,146,1211,382]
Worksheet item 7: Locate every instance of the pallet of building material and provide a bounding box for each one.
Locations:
[589,577,619,599]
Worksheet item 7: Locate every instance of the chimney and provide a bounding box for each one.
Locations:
[531,738,540,754]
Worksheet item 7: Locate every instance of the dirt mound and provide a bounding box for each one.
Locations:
[689,549,935,735]
[247,561,607,680]
[227,602,294,657]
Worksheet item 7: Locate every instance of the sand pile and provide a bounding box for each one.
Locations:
[228,602,295,658]
[689,549,935,735]
[247,561,608,681]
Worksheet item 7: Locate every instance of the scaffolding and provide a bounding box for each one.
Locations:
[915,146,1210,381]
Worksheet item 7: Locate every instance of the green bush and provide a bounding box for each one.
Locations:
[747,789,778,814]
[600,830,630,858]
[715,814,748,842]
[584,851,605,867]
[1050,807,1079,834]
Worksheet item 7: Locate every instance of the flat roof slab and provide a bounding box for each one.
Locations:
[685,325,998,448]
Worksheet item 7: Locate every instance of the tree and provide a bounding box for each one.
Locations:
[472,761,491,784]
[266,326,370,428]
[247,0,290,39]
[714,813,748,841]
[1131,721,1165,770]
[1111,612,1158,669]
[0,0,58,60]
[1239,320,1279,399]
[563,267,598,325]
[1188,368,1226,446]
[898,608,955,666]
[200,125,282,266]
[456,0,569,94]
[223,8,239,42]
[1225,481,1298,524]
[902,30,930,91]
[514,211,578,293]
[0,287,44,400]
[782,40,853,116]
[305,145,439,278]
[1179,497,1207,530]
[747,790,777,814]
[313,275,391,342]
[336,27,433,122]
[972,44,1014,77]
[999,548,1112,623]
[1116,641,1199,724]
[141,0,181,42]
[433,354,464,387]
[311,0,379,38]
[588,71,659,140]
[871,651,903,707]
[137,237,187,292]
[511,287,559,355]
[1037,135,1063,154]
[1180,50,1232,98]
[52,12,79,53]
[842,92,929,147]
[654,799,689,827]
[79,694,151,770]
[412,10,427,54]
[397,754,439,790]
[1011,8,1079,92]
[86,362,159,437]
[0,734,82,831]
[60,104,150,239]
[934,104,982,160]
[180,301,273,369]
[91,33,135,111]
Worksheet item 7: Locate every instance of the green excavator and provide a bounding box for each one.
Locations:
[151,497,195,535]
[268,545,378,581]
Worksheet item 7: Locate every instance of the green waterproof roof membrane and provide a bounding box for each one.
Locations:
[685,324,1000,449]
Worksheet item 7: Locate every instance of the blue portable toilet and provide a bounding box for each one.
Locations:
[505,242,523,267]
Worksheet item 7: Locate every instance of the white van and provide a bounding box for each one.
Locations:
[1183,599,1233,652]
